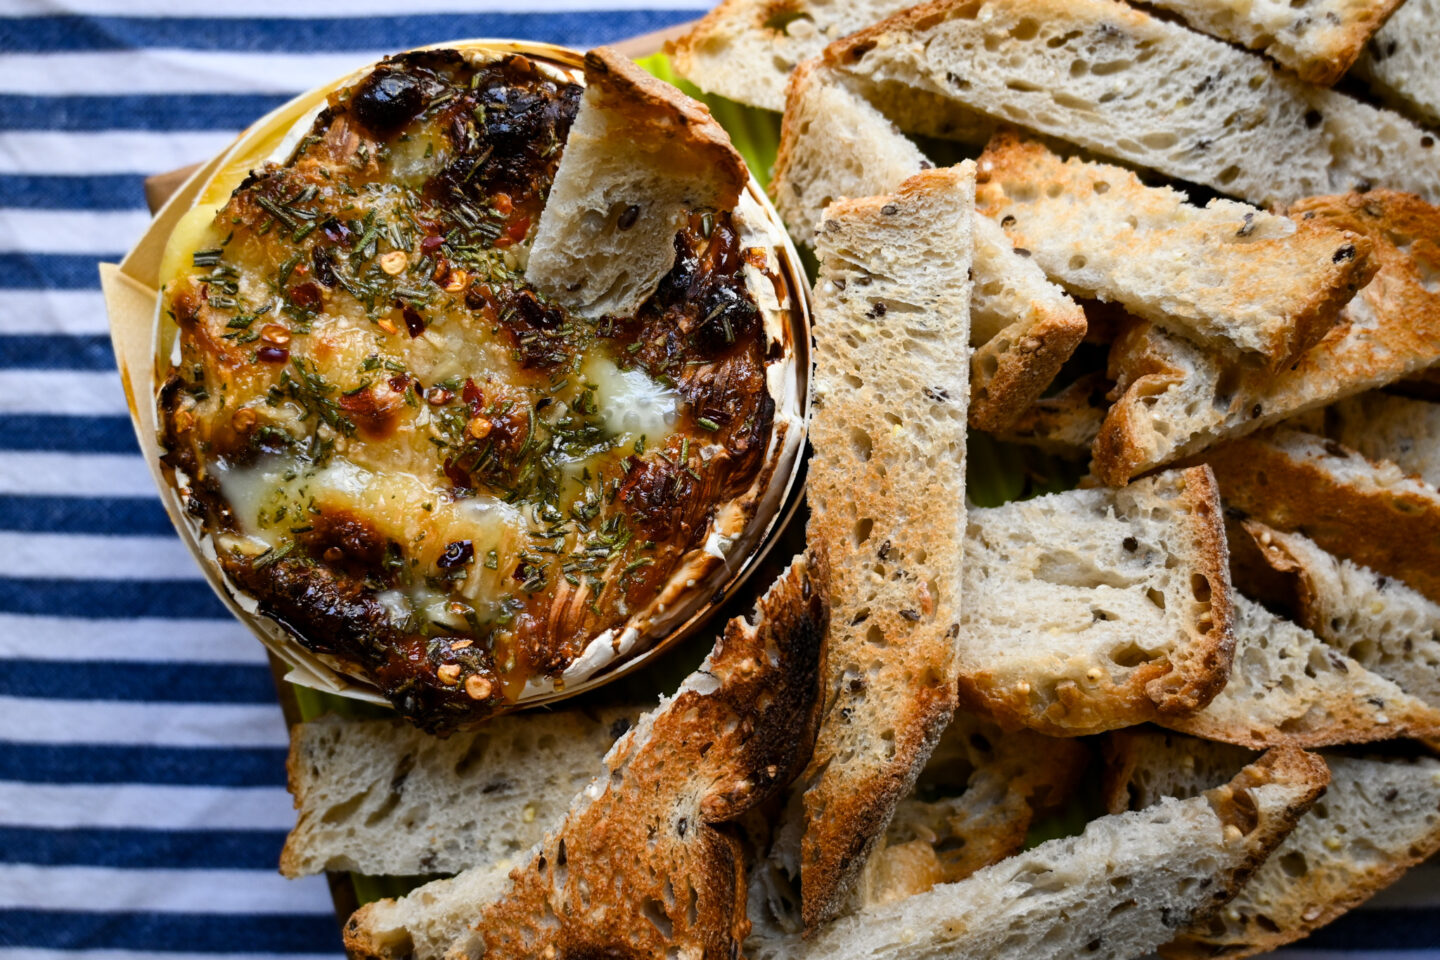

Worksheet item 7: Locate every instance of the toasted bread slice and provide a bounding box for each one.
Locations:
[1311,391,1440,486]
[281,706,637,878]
[773,72,1084,429]
[1239,521,1440,712]
[824,0,1440,206]
[958,466,1234,735]
[527,47,746,318]
[750,746,1328,960]
[861,709,1090,906]
[974,132,1376,367]
[667,0,918,112]
[991,371,1110,457]
[1205,427,1440,602]
[1101,729,1256,814]
[799,165,975,928]
[969,214,1089,430]
[771,58,931,245]
[1096,190,1440,485]
[1355,0,1440,125]
[1141,0,1404,85]
[1308,85,1440,199]
[343,549,831,960]
[1106,730,1440,960]
[1162,593,1440,748]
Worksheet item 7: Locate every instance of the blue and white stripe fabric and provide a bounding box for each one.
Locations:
[1,1,1437,957]
[0,2,707,956]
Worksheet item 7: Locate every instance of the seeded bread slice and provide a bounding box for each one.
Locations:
[1096,190,1440,485]
[974,131,1376,367]
[1139,0,1404,85]
[799,165,975,928]
[1239,521,1440,713]
[1204,427,1440,603]
[968,214,1089,430]
[860,709,1090,906]
[281,706,637,878]
[1161,593,1440,748]
[991,371,1110,457]
[527,47,746,319]
[824,0,1440,206]
[1312,391,1440,486]
[1105,729,1440,960]
[772,71,1084,430]
[342,549,830,960]
[1355,0,1440,125]
[771,58,931,246]
[667,0,919,112]
[750,746,1328,960]
[958,465,1234,736]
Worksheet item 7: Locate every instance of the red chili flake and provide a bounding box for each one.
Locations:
[401,305,426,338]
[461,377,483,410]
[257,345,289,364]
[289,281,323,311]
[492,193,514,215]
[425,386,453,405]
[506,216,530,243]
[420,234,446,253]
[388,374,412,393]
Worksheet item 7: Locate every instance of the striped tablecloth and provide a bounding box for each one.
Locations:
[0,1,1436,957]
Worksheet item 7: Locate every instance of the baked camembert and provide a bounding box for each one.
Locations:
[157,49,794,732]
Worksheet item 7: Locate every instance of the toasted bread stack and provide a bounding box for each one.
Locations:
[267,8,1440,958]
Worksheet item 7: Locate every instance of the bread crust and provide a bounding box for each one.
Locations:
[1205,429,1440,604]
[584,46,747,209]
[970,304,1088,431]
[343,548,831,960]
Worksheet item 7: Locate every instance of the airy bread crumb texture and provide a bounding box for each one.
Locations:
[668,0,919,112]
[1096,190,1440,485]
[1162,593,1440,748]
[958,465,1234,735]
[527,47,746,318]
[1141,0,1404,85]
[974,130,1376,367]
[824,0,1440,206]
[1106,730,1440,960]
[281,707,637,878]
[798,164,976,929]
[1204,427,1440,603]
[750,747,1327,960]
[1355,0,1440,125]
[1239,520,1440,712]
